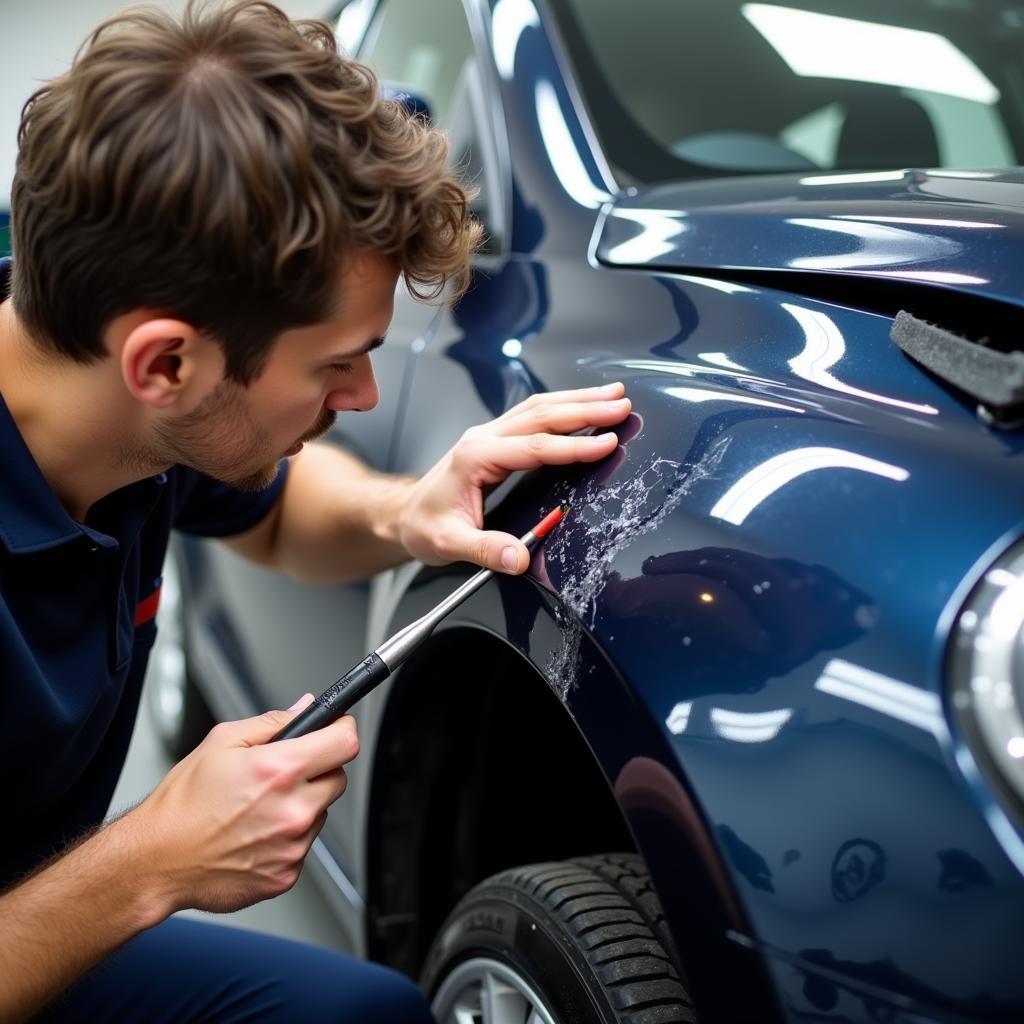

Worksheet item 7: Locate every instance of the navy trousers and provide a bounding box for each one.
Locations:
[33,917,436,1023]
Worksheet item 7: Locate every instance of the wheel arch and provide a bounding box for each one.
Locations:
[364,623,634,975]
[363,566,782,1019]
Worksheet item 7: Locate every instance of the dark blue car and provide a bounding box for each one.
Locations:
[156,1,1024,1020]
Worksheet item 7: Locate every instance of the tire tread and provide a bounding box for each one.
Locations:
[487,855,697,1023]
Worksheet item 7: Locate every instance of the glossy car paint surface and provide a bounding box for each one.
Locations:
[177,1,1024,1021]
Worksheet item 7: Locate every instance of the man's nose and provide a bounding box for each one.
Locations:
[325,360,380,413]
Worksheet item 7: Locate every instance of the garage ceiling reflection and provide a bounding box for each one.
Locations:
[742,4,999,103]
[664,386,803,415]
[711,707,793,743]
[535,79,609,209]
[710,446,909,526]
[698,352,748,372]
[814,659,945,740]
[786,218,961,271]
[783,303,939,415]
[604,209,687,264]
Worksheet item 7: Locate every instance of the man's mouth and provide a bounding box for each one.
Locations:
[287,410,338,456]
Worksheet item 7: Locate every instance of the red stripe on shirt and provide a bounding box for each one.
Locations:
[134,585,162,627]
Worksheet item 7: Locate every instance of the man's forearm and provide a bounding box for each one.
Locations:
[263,443,417,584]
[0,812,167,1022]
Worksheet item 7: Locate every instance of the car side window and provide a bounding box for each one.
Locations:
[359,0,506,255]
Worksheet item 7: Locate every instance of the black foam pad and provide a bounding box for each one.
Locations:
[890,310,1024,409]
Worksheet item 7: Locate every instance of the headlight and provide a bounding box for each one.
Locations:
[950,538,1024,822]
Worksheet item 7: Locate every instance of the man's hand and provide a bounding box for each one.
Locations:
[397,382,631,574]
[0,699,354,1021]
[129,697,358,913]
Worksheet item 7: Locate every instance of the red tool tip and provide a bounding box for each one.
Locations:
[531,503,570,539]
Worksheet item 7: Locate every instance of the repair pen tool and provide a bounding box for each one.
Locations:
[270,503,570,742]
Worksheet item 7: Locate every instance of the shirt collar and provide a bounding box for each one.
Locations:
[0,257,164,554]
[0,390,90,554]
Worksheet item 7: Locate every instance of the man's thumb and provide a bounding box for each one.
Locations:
[238,694,315,746]
[458,527,529,575]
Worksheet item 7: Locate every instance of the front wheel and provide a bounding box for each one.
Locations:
[422,854,696,1024]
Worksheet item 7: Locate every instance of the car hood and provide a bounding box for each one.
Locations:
[595,168,1024,311]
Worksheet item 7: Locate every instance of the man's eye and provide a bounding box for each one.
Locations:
[330,362,353,374]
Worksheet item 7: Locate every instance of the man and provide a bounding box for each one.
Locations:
[0,2,630,1021]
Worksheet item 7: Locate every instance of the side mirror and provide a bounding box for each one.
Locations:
[382,81,433,122]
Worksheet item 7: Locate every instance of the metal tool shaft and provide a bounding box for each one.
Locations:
[375,524,543,670]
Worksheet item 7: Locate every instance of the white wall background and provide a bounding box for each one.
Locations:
[1,0,332,210]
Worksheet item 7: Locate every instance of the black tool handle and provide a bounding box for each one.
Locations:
[270,653,391,741]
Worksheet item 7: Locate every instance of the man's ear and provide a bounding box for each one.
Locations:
[119,317,222,410]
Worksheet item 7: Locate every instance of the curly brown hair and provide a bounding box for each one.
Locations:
[10,0,481,382]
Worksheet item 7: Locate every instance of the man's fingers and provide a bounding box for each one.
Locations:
[227,708,360,777]
[274,714,361,778]
[468,431,620,473]
[305,766,349,809]
[493,397,631,439]
[500,382,625,416]
[218,699,314,748]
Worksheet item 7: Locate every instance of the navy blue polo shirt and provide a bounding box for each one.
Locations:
[0,257,289,887]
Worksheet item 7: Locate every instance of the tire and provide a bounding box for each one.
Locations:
[422,854,697,1024]
[145,555,215,762]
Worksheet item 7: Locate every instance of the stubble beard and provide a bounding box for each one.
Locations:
[121,380,270,491]
[121,382,338,491]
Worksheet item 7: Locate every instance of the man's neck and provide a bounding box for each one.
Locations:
[0,300,157,522]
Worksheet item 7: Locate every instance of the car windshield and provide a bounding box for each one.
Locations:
[544,0,1024,184]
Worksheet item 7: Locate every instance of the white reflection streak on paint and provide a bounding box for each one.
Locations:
[535,80,609,209]
[815,659,944,738]
[700,352,748,371]
[666,702,693,735]
[665,386,804,415]
[678,276,755,295]
[833,215,1005,230]
[710,707,793,743]
[491,0,540,79]
[787,218,937,270]
[605,209,686,263]
[618,359,695,379]
[710,446,909,526]
[870,270,989,286]
[800,171,907,186]
[784,304,938,414]
[928,170,999,179]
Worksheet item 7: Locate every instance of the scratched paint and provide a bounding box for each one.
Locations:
[539,438,731,700]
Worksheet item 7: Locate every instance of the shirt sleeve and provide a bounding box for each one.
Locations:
[169,461,290,538]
